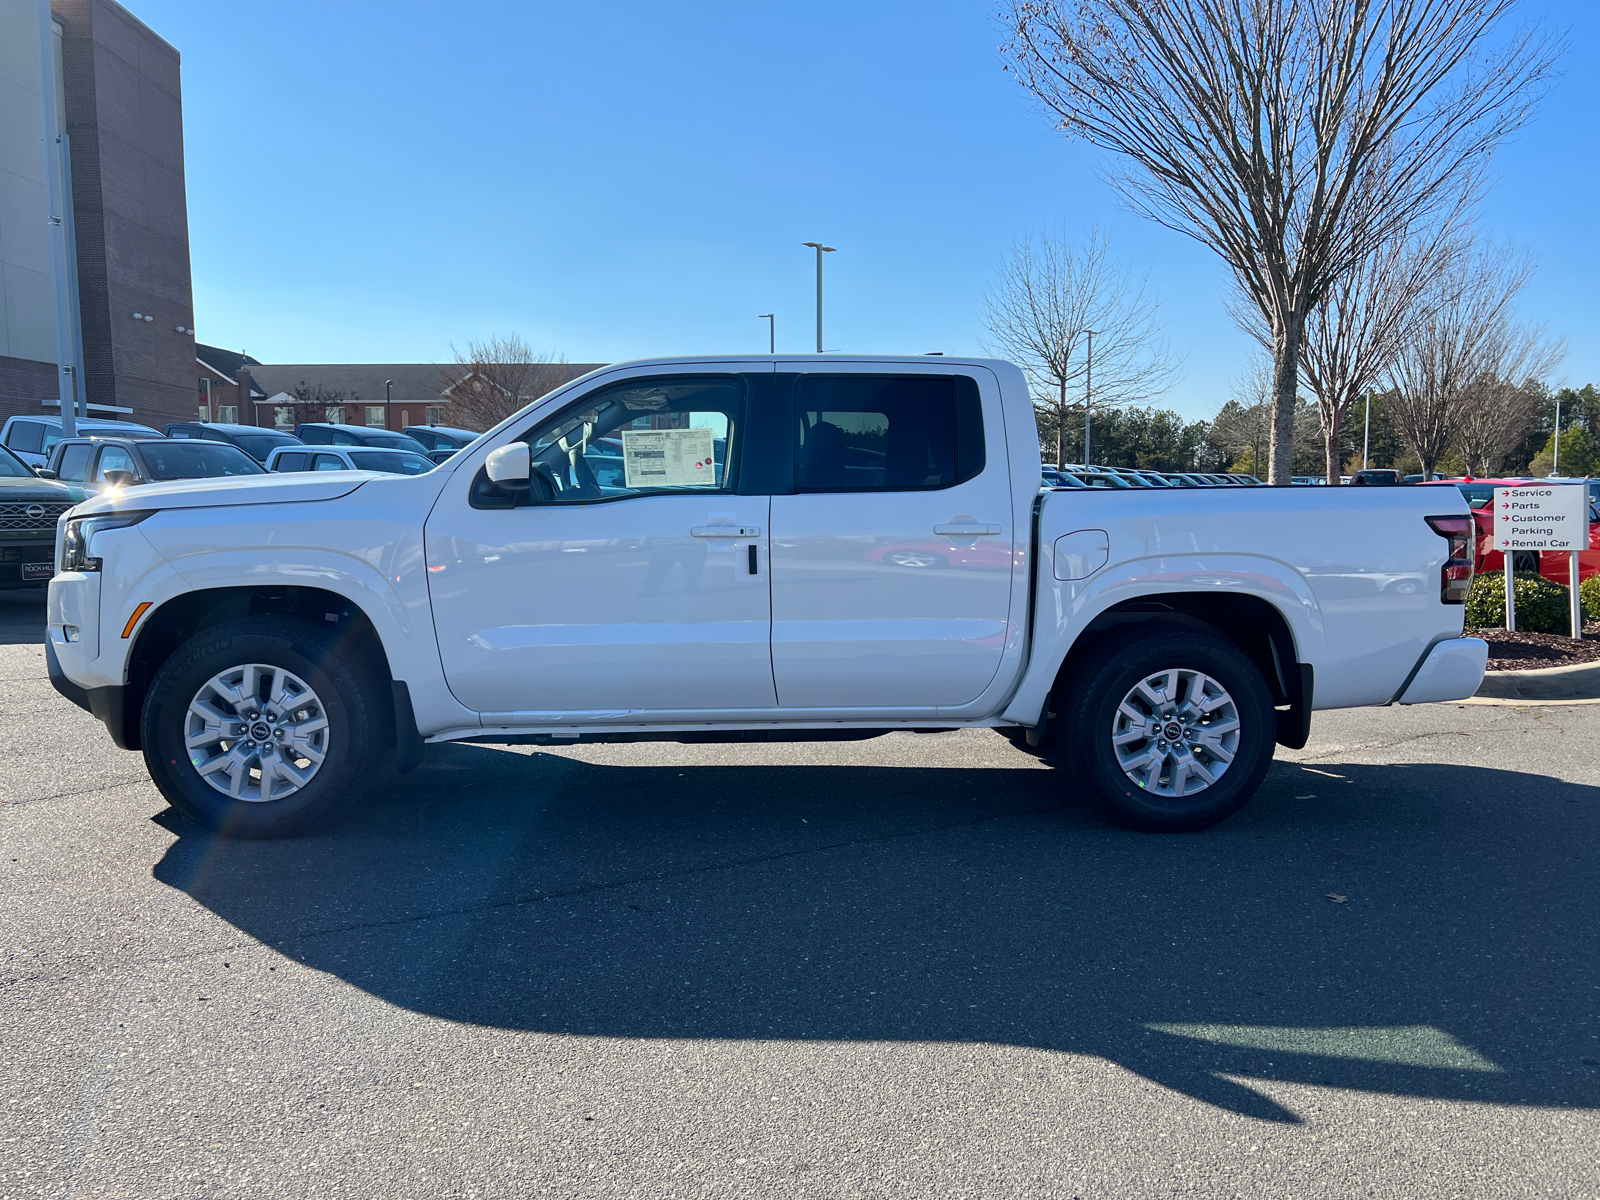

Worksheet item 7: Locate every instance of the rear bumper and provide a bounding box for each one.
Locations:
[1397,637,1488,705]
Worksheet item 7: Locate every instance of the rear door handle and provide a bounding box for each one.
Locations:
[691,525,761,538]
[934,523,1001,536]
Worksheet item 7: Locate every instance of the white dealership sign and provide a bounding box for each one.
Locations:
[1492,483,1589,552]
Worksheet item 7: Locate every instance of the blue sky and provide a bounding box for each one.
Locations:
[139,0,1596,420]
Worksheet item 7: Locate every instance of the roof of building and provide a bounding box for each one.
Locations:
[195,343,262,379]
[243,363,605,407]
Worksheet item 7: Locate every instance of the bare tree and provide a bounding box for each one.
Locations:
[1450,321,1565,475]
[1232,201,1465,483]
[1001,0,1559,483]
[438,334,570,431]
[982,226,1179,467]
[1385,241,1548,477]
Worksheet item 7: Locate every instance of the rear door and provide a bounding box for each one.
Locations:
[767,366,1015,710]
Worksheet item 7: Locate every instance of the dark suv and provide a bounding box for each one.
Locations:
[401,424,479,452]
[163,422,304,463]
[294,423,428,453]
[0,443,81,589]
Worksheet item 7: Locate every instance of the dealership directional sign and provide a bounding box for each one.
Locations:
[1492,483,1590,552]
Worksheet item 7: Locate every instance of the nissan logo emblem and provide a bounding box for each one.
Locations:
[25,504,45,519]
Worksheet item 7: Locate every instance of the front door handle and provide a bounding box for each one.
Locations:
[934,523,1001,536]
[691,525,761,538]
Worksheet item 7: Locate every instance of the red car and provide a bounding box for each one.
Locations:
[1430,478,1600,585]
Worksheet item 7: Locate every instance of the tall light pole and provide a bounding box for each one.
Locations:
[758,314,774,354]
[801,242,835,352]
[1084,330,1098,467]
[385,379,393,430]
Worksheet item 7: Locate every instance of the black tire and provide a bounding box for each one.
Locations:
[140,615,388,838]
[1059,626,1276,832]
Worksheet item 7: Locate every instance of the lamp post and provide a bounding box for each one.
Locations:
[1362,392,1371,471]
[758,314,774,354]
[801,242,836,352]
[385,379,393,430]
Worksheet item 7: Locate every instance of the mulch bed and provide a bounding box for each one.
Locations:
[1472,625,1600,671]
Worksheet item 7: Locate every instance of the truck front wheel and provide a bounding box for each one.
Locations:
[1061,628,1276,832]
[140,616,387,838]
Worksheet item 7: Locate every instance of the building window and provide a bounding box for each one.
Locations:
[366,406,386,427]
[400,409,410,427]
[274,407,294,429]
[426,405,443,425]
[197,405,209,422]
[325,406,345,425]
[216,405,239,423]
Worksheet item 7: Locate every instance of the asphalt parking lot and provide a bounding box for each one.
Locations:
[3,588,1598,1199]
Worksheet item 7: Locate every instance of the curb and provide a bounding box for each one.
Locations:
[1472,658,1600,702]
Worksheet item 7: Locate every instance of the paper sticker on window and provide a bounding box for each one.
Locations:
[621,428,717,488]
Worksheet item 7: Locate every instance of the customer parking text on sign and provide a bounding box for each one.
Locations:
[1492,484,1589,552]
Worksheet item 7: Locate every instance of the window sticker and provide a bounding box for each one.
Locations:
[621,428,717,488]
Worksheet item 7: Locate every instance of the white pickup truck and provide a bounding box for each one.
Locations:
[46,356,1487,837]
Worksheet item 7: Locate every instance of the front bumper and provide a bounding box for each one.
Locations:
[0,540,56,589]
[46,637,135,749]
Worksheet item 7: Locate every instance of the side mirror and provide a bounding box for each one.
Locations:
[34,467,57,479]
[484,442,531,491]
[102,469,137,488]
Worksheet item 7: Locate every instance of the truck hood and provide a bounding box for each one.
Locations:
[0,475,84,504]
[68,472,370,517]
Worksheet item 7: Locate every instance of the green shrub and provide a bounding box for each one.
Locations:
[1465,571,1575,633]
[1583,573,1600,625]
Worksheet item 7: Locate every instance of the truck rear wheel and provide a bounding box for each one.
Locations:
[140,615,386,838]
[1061,627,1276,831]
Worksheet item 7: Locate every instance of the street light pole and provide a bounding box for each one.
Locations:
[801,242,835,352]
[758,314,774,354]
[385,379,393,430]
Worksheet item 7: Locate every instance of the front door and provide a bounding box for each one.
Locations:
[768,368,1016,710]
[426,373,775,717]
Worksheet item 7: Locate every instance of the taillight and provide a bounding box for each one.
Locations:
[1425,515,1474,604]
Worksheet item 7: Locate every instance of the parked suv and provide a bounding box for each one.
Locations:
[293,423,429,453]
[402,425,479,452]
[0,442,80,589]
[266,445,436,475]
[45,436,264,493]
[1,415,161,469]
[163,422,304,464]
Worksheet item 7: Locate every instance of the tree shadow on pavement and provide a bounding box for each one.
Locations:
[152,743,1600,1124]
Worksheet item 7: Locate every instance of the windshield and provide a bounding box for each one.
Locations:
[361,434,429,453]
[349,450,434,475]
[233,434,301,461]
[0,444,34,478]
[139,441,266,480]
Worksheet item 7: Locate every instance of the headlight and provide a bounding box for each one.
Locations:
[60,511,153,572]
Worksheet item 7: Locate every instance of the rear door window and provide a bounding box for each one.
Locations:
[273,452,310,471]
[793,375,984,493]
[313,454,347,471]
[5,421,45,454]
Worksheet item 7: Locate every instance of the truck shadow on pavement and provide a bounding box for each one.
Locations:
[152,743,1600,1124]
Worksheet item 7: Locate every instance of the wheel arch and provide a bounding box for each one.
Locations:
[1018,591,1314,751]
[121,586,400,754]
